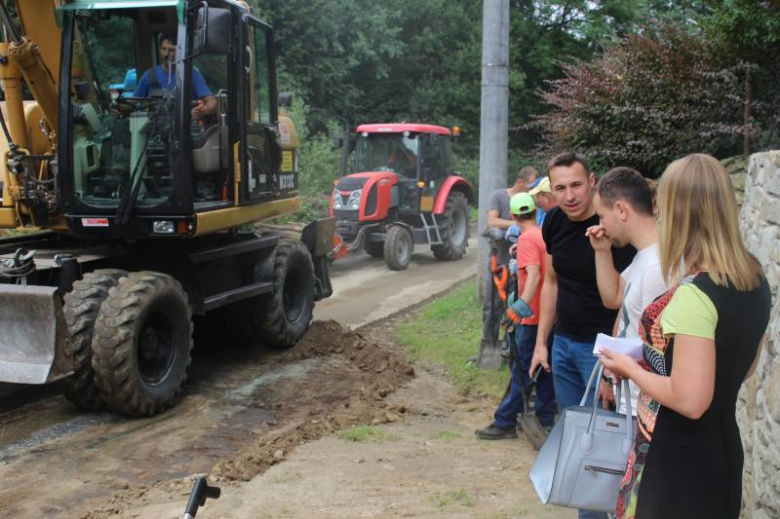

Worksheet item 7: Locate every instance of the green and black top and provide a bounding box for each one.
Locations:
[617,271,771,519]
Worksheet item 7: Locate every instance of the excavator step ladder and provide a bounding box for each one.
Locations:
[420,213,443,245]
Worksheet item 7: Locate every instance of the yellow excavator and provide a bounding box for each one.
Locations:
[0,0,333,416]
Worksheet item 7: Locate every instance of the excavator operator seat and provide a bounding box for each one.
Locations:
[191,90,229,173]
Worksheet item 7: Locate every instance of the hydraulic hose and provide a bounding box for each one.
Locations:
[0,90,16,151]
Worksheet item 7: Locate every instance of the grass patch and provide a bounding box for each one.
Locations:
[470,206,479,221]
[335,426,400,443]
[0,227,44,238]
[396,281,508,398]
[433,430,461,443]
[433,489,475,508]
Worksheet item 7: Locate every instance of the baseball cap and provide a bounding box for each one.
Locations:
[510,192,536,215]
[529,176,551,196]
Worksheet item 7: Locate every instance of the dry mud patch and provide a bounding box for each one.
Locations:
[0,320,414,518]
[88,309,570,518]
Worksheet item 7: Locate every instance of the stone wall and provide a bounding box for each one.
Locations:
[738,151,780,519]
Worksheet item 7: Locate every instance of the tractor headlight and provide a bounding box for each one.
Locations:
[347,189,362,210]
[332,189,343,210]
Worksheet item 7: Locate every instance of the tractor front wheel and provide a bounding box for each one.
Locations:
[432,191,470,261]
[384,225,413,271]
[91,271,193,416]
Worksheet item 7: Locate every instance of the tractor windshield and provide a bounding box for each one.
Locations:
[355,134,418,178]
[68,9,178,209]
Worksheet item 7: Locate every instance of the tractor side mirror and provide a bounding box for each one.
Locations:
[194,6,231,55]
[279,93,293,108]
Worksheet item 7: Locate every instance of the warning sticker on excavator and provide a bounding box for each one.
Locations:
[279,122,292,144]
[281,151,294,172]
[82,218,109,227]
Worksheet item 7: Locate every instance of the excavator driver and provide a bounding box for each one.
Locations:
[132,33,217,120]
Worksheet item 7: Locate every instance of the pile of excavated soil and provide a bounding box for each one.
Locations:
[213,320,416,481]
[80,320,415,518]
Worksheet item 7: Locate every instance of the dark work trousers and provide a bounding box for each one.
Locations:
[493,325,556,428]
[481,270,505,347]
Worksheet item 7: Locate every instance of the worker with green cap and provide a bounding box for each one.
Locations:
[476,192,556,439]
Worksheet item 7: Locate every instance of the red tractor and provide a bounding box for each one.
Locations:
[330,123,474,270]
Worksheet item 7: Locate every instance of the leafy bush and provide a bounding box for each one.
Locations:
[532,25,755,177]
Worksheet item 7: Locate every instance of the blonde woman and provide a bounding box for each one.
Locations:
[598,154,771,519]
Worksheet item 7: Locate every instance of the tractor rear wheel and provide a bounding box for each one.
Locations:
[62,269,127,411]
[364,239,384,258]
[91,271,193,416]
[384,225,413,271]
[230,240,315,348]
[432,191,470,261]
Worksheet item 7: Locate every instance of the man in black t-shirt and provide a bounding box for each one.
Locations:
[529,153,634,518]
[529,161,636,395]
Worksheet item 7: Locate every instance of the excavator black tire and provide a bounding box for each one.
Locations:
[91,271,193,416]
[62,269,128,411]
[364,239,385,258]
[432,191,470,261]
[230,240,315,349]
[384,224,413,271]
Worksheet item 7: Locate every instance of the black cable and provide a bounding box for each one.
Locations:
[0,88,16,152]
[0,248,36,280]
[0,1,21,44]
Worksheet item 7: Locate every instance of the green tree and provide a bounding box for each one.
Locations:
[701,0,780,149]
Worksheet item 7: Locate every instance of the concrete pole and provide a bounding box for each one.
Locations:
[476,0,509,369]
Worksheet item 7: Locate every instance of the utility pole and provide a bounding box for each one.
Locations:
[476,0,509,369]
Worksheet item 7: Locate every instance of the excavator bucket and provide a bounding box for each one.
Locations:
[0,284,72,384]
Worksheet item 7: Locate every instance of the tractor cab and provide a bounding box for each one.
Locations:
[54,0,298,238]
[331,123,473,270]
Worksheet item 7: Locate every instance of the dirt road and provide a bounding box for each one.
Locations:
[0,237,567,518]
[315,237,478,327]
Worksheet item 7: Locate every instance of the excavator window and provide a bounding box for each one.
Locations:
[244,22,278,201]
[69,9,177,209]
[190,52,229,202]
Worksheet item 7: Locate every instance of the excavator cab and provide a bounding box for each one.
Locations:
[56,1,296,238]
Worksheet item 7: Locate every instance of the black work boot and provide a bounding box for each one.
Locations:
[474,423,518,440]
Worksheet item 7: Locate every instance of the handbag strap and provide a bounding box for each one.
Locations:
[584,362,634,443]
[579,361,602,406]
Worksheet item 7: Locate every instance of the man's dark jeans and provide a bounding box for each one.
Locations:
[493,325,556,428]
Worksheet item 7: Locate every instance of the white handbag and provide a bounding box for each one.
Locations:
[530,362,635,512]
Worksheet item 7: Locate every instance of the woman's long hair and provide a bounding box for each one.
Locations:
[657,154,762,291]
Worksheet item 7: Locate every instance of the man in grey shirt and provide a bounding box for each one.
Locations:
[479,166,538,364]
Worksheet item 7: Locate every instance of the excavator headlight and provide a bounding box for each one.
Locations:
[152,220,176,234]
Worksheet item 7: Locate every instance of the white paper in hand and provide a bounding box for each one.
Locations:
[592,333,644,360]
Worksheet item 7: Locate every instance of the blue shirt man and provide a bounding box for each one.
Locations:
[134,33,217,120]
[133,65,213,100]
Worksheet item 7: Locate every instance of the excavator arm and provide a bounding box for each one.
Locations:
[0,0,62,227]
